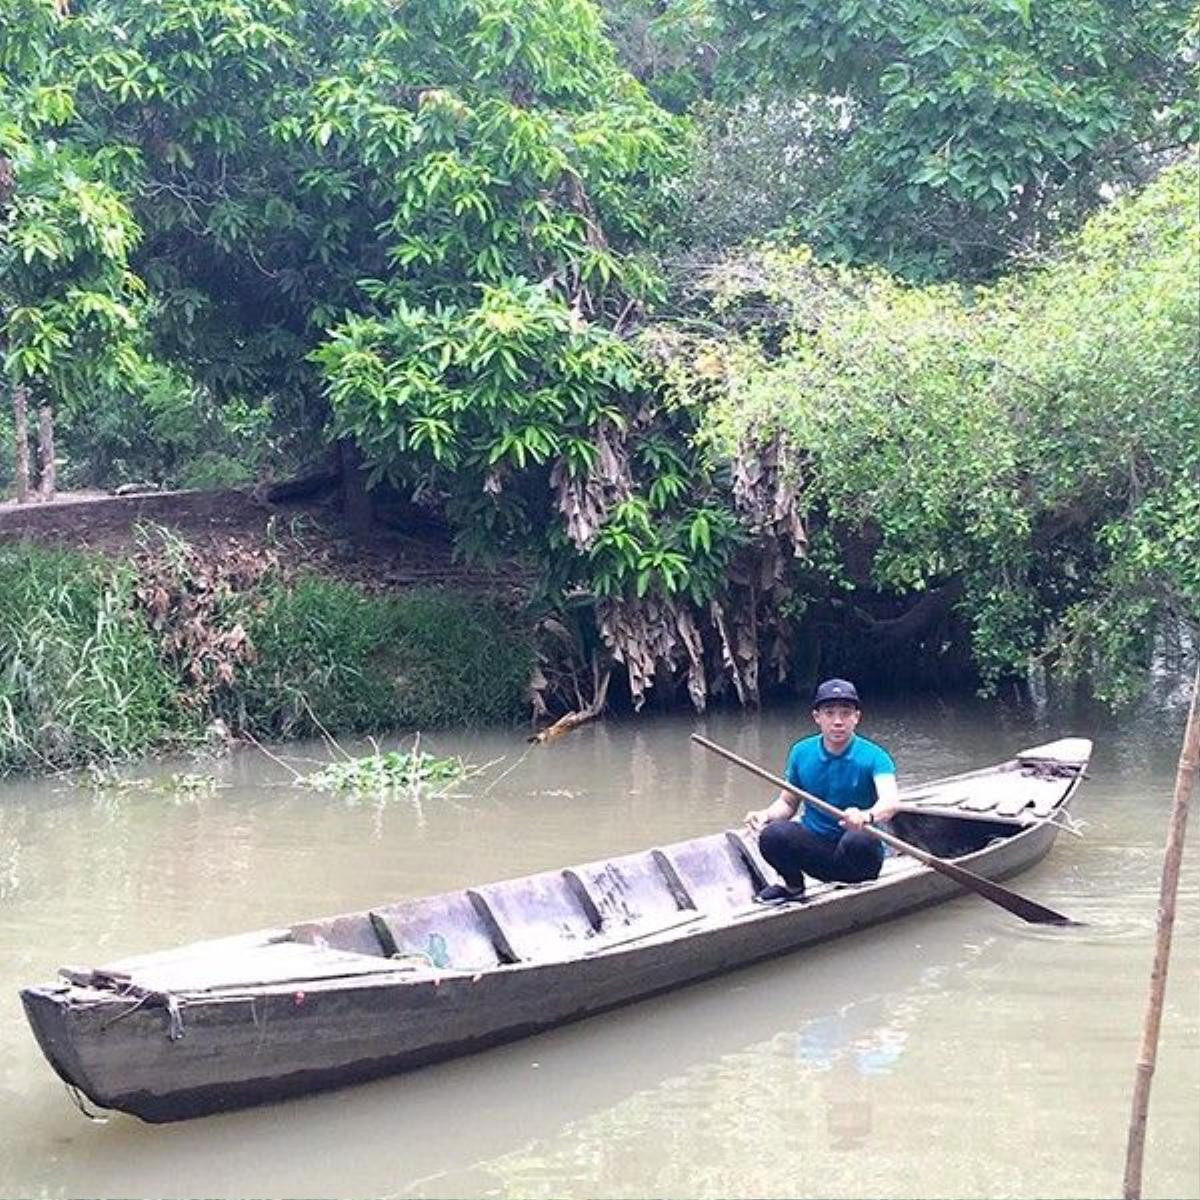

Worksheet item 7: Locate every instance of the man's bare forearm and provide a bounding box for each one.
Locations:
[744,790,799,831]
[870,774,901,821]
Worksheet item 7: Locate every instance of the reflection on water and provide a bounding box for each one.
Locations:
[0,697,1197,1199]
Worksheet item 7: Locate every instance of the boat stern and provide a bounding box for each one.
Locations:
[20,983,102,1104]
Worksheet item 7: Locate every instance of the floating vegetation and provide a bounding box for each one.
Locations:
[69,763,226,800]
[303,748,467,796]
[162,771,227,798]
[245,728,502,803]
[74,764,152,794]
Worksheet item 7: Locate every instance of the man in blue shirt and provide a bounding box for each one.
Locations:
[744,678,900,904]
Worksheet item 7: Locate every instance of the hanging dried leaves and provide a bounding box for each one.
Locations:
[131,528,273,708]
[552,421,632,551]
[730,431,808,557]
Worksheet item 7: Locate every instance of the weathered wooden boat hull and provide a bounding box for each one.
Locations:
[21,738,1090,1122]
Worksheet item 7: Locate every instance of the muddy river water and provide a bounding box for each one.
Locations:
[0,697,1197,1199]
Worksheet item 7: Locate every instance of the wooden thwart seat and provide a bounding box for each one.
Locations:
[565,847,693,930]
[371,891,512,970]
[654,832,763,915]
[469,868,601,963]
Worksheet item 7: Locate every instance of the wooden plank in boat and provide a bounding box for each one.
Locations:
[582,909,708,955]
[564,848,692,930]
[896,803,1035,827]
[292,913,382,957]
[372,890,511,970]
[469,868,600,962]
[1018,737,1091,766]
[101,929,292,974]
[994,791,1034,818]
[653,832,761,915]
[66,942,417,995]
[953,774,1026,812]
[1027,781,1064,817]
[725,828,782,890]
[958,792,1000,811]
[900,788,970,809]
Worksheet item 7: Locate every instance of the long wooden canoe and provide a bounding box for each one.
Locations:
[21,736,1091,1123]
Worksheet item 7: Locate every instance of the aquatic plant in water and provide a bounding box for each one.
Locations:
[303,749,466,796]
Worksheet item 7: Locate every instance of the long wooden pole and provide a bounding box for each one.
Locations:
[1122,665,1200,1199]
[692,734,1080,927]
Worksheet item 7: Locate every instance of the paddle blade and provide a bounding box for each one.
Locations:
[937,859,1081,927]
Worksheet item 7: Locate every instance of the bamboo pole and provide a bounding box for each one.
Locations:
[1122,665,1200,1199]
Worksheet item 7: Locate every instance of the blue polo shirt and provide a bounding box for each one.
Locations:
[784,734,896,844]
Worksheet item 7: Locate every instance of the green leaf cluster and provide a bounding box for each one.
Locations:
[3,0,684,486]
[697,0,1197,278]
[684,159,1199,699]
[303,749,466,797]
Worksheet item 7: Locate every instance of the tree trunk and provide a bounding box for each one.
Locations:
[37,403,56,501]
[12,383,30,503]
[338,437,373,536]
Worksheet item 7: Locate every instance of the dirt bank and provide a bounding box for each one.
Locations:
[0,487,531,598]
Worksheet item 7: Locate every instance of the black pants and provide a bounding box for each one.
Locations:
[759,820,883,888]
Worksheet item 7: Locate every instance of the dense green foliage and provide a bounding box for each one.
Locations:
[0,5,155,482]
[685,0,1196,278]
[2,0,682,491]
[683,160,1199,702]
[385,589,536,726]
[221,576,403,740]
[2,0,1196,734]
[233,579,534,737]
[0,544,533,773]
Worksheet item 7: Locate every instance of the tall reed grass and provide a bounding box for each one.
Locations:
[0,545,186,772]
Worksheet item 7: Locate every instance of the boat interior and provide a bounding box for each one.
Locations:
[287,814,1023,973]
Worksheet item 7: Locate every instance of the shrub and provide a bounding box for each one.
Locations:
[220,576,401,739]
[225,578,533,738]
[387,590,534,728]
[173,451,254,491]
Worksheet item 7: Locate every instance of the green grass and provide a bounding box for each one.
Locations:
[0,545,187,772]
[0,546,534,776]
[387,589,534,728]
[225,577,534,737]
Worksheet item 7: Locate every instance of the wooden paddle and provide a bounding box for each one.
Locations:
[692,733,1080,928]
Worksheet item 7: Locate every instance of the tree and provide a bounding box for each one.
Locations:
[669,158,1198,701]
[1,0,151,501]
[698,0,1197,278]
[24,0,684,501]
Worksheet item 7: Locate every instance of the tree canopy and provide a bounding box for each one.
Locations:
[660,0,1197,278]
[1,0,1196,715]
[4,0,683,486]
[669,159,1199,702]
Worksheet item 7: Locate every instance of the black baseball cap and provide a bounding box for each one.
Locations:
[813,678,860,708]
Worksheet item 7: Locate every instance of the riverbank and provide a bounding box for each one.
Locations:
[0,489,535,775]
